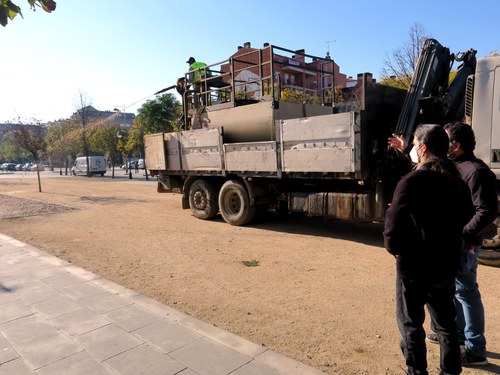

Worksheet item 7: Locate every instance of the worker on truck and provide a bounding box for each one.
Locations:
[186,57,208,107]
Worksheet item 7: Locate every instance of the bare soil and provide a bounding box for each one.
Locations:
[1,172,499,375]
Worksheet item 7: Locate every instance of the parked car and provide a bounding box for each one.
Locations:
[1,162,16,171]
[121,158,139,170]
[30,164,44,171]
[15,164,23,171]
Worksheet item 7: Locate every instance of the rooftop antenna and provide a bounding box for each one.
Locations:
[326,40,336,58]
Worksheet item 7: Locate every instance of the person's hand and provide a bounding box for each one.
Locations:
[388,134,407,153]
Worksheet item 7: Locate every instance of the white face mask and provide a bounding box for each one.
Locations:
[409,145,419,164]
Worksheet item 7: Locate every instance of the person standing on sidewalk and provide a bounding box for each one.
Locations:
[384,124,474,375]
[427,122,498,366]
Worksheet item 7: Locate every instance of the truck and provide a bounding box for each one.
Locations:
[145,40,500,263]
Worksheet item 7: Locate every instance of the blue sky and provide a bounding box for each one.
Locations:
[1,0,499,123]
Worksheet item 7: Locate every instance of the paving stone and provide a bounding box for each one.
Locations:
[32,294,83,319]
[80,291,133,314]
[2,276,43,294]
[231,360,281,375]
[0,314,82,369]
[35,350,112,375]
[104,344,186,375]
[0,334,20,364]
[18,283,61,305]
[42,273,86,289]
[0,299,34,323]
[63,265,101,281]
[92,278,139,298]
[103,304,163,332]
[29,265,68,279]
[13,259,48,272]
[170,337,252,375]
[0,357,35,374]
[2,250,38,265]
[255,350,326,375]
[0,285,18,305]
[36,255,71,267]
[50,308,111,337]
[60,281,107,300]
[0,268,30,283]
[133,319,202,353]
[180,314,267,358]
[175,369,200,375]
[74,324,143,361]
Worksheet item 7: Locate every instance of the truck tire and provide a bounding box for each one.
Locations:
[218,180,256,226]
[479,232,500,267]
[188,179,219,220]
[478,248,500,267]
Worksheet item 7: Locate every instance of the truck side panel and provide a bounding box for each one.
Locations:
[224,141,278,173]
[179,128,223,171]
[281,112,355,173]
[144,133,167,170]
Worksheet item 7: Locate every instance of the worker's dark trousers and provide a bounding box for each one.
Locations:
[396,274,462,375]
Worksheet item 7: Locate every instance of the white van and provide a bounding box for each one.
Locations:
[72,156,107,176]
[137,158,146,169]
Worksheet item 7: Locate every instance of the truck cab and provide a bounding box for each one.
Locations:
[467,55,500,180]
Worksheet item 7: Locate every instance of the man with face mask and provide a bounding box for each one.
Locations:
[384,124,475,375]
[389,124,498,365]
[425,122,498,366]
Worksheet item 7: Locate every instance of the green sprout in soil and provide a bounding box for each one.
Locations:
[242,259,260,267]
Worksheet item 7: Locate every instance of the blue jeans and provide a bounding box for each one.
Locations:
[455,244,486,357]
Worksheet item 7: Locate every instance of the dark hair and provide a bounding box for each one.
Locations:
[443,122,476,153]
[414,124,460,178]
[414,124,449,159]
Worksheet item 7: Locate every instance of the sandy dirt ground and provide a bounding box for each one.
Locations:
[1,171,499,375]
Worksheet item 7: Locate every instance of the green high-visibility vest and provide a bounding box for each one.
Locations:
[189,61,207,83]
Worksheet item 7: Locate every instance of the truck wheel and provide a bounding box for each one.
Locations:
[188,179,219,220]
[478,248,500,268]
[218,180,256,226]
[479,231,500,267]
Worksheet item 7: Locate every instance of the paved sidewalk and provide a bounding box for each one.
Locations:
[0,233,324,375]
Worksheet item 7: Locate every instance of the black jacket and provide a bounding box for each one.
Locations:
[454,153,498,245]
[384,166,474,280]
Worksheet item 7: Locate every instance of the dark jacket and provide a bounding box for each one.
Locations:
[454,153,498,245]
[384,166,474,280]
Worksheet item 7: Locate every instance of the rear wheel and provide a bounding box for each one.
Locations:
[218,180,256,226]
[478,246,500,267]
[188,179,219,220]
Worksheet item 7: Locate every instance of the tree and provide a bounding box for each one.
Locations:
[11,121,46,192]
[1,0,56,27]
[380,23,430,90]
[73,91,96,177]
[0,132,31,162]
[45,119,80,175]
[135,93,182,134]
[88,123,121,178]
[128,94,182,180]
